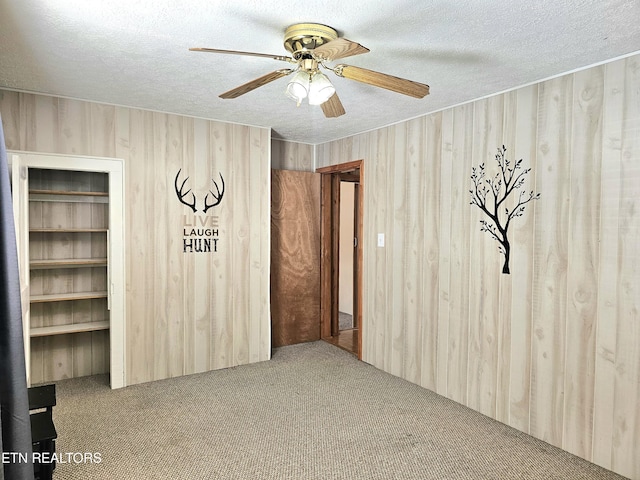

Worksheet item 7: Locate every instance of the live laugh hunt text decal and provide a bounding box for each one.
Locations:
[174,169,225,253]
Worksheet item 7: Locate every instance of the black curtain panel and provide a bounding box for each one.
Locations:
[0,114,34,479]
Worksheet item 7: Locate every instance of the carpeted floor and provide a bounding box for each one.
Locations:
[338,311,353,330]
[50,341,627,480]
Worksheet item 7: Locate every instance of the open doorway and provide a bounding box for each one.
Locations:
[316,160,363,358]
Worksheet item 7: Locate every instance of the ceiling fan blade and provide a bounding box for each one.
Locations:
[335,64,430,98]
[190,47,292,63]
[312,38,370,62]
[321,92,346,118]
[219,69,293,99]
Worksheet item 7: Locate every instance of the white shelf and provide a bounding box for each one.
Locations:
[30,228,108,233]
[30,258,108,269]
[29,189,108,204]
[30,321,110,337]
[30,291,108,303]
[29,189,108,196]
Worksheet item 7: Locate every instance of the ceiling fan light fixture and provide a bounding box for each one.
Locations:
[191,21,427,119]
[285,70,310,106]
[308,72,336,105]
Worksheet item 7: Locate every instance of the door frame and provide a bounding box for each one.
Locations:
[316,159,363,359]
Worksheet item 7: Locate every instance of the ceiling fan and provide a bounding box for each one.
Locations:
[190,23,430,118]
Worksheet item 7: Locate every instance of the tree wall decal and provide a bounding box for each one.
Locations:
[469,145,540,274]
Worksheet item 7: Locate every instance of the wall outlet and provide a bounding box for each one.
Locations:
[377,233,385,247]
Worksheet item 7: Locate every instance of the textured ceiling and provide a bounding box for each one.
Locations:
[1,0,639,145]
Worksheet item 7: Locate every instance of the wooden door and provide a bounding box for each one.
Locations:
[270,169,321,347]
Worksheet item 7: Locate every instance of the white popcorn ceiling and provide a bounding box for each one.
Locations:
[1,0,639,144]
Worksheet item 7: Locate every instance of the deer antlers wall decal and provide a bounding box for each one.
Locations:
[174,169,225,212]
[203,174,225,213]
[469,146,540,274]
[174,169,198,212]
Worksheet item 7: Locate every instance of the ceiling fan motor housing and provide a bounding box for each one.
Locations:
[283,23,338,59]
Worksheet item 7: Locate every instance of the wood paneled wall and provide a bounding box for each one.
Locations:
[316,54,640,479]
[0,91,272,385]
[271,138,314,171]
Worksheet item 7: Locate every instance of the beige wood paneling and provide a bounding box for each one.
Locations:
[592,58,625,472]
[1,90,271,387]
[271,139,314,171]
[436,108,453,397]
[563,65,603,459]
[446,103,473,406]
[376,129,392,373]
[420,113,441,392]
[530,74,572,447]
[609,56,640,479]
[255,127,272,361]
[208,120,231,371]
[231,124,250,366]
[507,84,538,434]
[467,95,504,419]
[404,117,425,386]
[496,90,516,426]
[367,127,388,368]
[315,53,640,479]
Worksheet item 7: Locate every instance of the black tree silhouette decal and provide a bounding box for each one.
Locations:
[469,146,540,274]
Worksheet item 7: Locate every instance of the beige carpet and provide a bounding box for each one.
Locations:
[51,341,627,480]
[339,311,353,330]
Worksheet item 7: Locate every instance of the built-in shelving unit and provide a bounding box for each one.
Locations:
[10,152,126,389]
[26,178,111,354]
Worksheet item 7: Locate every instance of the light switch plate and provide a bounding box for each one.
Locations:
[377,233,385,247]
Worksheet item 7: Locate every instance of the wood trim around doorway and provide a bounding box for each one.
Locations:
[316,160,363,359]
